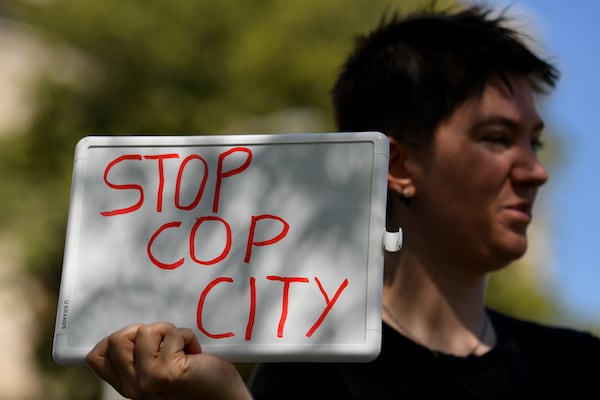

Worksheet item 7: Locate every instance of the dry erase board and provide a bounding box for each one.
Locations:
[53,132,390,365]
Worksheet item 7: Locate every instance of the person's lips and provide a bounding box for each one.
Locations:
[504,201,532,223]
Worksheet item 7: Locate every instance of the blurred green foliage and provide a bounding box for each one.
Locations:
[0,0,571,398]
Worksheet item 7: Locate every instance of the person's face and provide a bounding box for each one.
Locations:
[407,74,548,270]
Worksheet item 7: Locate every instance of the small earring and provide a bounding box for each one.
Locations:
[400,187,414,207]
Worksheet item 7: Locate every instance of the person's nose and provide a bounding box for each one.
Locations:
[511,140,549,187]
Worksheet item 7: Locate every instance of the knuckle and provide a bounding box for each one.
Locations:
[106,332,122,348]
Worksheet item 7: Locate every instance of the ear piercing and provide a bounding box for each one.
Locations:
[400,187,414,206]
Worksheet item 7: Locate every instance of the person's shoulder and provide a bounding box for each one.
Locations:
[488,308,600,352]
[488,308,600,389]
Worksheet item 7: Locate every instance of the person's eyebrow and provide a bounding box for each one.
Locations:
[470,116,545,134]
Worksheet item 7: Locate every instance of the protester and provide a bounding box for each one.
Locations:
[86,5,600,399]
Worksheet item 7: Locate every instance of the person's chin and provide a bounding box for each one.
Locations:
[496,232,529,263]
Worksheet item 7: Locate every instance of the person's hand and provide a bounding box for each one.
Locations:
[86,322,252,400]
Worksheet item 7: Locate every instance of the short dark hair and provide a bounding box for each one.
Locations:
[331,6,559,149]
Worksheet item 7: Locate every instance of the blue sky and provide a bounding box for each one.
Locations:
[482,0,600,325]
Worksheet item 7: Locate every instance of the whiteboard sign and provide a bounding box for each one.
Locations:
[53,132,389,365]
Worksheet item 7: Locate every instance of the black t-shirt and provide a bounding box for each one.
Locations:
[248,309,600,399]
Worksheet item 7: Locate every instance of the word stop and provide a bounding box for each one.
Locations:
[99,147,253,216]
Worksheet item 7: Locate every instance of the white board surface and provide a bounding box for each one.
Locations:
[53,131,389,365]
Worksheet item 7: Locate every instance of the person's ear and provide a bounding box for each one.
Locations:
[387,137,416,199]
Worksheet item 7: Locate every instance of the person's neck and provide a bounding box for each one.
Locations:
[382,252,495,357]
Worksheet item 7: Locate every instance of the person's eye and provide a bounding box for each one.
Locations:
[482,133,510,147]
[531,138,544,152]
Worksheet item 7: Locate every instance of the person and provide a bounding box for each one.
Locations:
[86,5,600,399]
